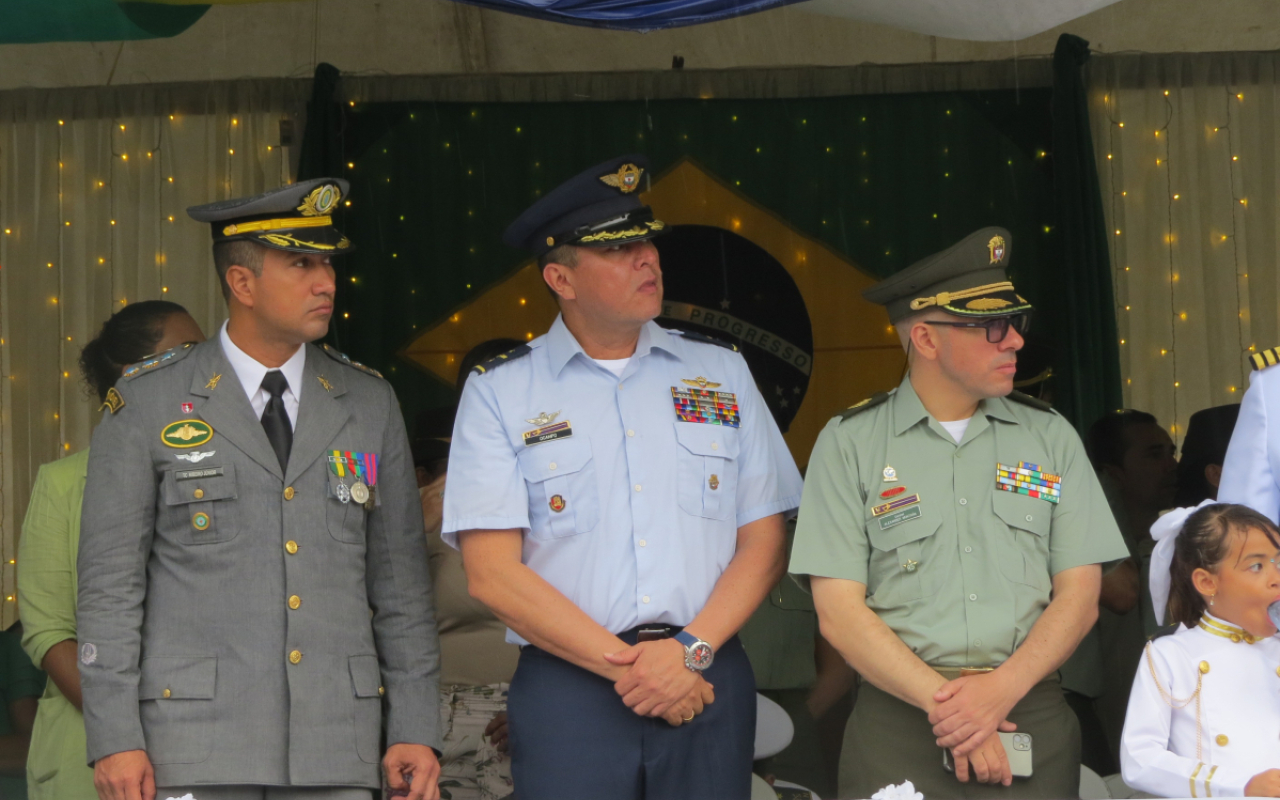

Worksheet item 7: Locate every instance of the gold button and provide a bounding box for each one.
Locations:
[162,688,172,699]
[285,540,299,555]
[1200,661,1211,674]
[289,650,302,665]
[193,488,205,499]
[288,595,301,610]
[1216,734,1229,746]
[378,686,385,696]
[284,486,295,500]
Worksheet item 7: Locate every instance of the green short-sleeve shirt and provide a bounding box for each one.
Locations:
[789,377,1129,666]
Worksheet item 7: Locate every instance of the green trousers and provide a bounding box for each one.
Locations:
[839,677,1080,800]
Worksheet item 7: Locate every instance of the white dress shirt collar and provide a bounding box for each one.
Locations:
[219,321,306,427]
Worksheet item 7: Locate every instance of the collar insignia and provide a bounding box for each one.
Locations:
[206,374,222,390]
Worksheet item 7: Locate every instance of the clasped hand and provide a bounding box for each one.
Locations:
[605,638,715,726]
[929,672,1019,755]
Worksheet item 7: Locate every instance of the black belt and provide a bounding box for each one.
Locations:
[634,624,684,642]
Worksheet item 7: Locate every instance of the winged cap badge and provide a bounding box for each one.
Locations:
[526,411,561,426]
[599,163,644,194]
[680,377,722,389]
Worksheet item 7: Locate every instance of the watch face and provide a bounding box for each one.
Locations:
[689,642,714,670]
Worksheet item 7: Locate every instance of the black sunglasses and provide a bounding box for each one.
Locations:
[923,313,1031,344]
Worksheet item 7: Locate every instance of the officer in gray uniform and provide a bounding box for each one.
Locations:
[76,179,443,800]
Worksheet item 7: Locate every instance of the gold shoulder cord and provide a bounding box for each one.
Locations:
[1145,642,1209,794]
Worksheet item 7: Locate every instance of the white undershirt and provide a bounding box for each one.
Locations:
[592,357,631,378]
[939,417,972,443]
[219,321,305,430]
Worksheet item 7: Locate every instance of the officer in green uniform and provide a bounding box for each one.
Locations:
[789,227,1129,799]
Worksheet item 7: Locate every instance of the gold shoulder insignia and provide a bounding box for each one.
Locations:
[321,343,384,379]
[1007,390,1055,413]
[836,392,891,422]
[1250,347,1280,372]
[100,387,125,414]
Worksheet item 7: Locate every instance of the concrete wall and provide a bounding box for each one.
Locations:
[1,0,1278,91]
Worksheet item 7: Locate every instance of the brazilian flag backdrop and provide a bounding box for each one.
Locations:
[311,90,1096,459]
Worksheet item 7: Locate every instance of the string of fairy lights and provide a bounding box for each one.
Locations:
[1104,84,1251,445]
[0,109,286,613]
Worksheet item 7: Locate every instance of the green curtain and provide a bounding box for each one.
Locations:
[2,0,208,43]
[301,84,1107,432]
[1052,33,1124,426]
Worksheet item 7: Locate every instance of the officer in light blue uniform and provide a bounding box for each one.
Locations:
[1219,347,1280,520]
[443,155,803,800]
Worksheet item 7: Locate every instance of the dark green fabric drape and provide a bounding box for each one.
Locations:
[298,88,1094,434]
[298,63,344,184]
[1052,33,1124,427]
[3,1,208,43]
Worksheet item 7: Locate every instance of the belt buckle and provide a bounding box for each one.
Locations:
[637,625,674,643]
[959,667,995,677]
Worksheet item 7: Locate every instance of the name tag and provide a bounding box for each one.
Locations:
[175,467,224,481]
[523,421,573,446]
[878,506,922,530]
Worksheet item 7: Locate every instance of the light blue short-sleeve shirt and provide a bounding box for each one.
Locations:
[443,315,804,645]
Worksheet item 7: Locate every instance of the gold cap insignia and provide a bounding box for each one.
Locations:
[988,235,1007,264]
[599,163,644,194]
[298,183,341,217]
[681,377,722,389]
[100,386,126,414]
[526,411,560,426]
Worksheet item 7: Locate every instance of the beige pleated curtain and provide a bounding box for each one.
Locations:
[1089,51,1280,443]
[0,81,305,626]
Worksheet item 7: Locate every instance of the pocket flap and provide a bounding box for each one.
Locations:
[349,655,383,698]
[867,504,940,552]
[674,423,739,459]
[162,464,237,505]
[138,656,216,700]
[517,438,593,483]
[992,491,1051,536]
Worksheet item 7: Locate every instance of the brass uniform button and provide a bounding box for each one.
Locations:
[284,486,295,501]
[289,650,302,665]
[193,488,205,499]
[378,686,385,696]
[288,595,301,610]
[1199,661,1211,674]
[1216,734,1229,746]
[1275,665,1280,678]
[285,540,299,555]
[162,688,172,699]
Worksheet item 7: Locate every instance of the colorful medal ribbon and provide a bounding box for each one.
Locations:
[361,452,378,487]
[670,387,741,428]
[995,461,1062,504]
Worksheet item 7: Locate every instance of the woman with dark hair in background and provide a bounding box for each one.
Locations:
[17,300,204,800]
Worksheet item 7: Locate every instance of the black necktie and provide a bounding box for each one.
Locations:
[260,370,292,471]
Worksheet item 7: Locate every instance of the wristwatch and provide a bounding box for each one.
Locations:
[674,630,714,672]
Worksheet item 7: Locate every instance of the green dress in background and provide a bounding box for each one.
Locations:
[17,449,96,800]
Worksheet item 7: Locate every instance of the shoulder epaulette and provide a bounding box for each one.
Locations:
[1250,346,1280,371]
[1007,390,1054,412]
[321,343,384,379]
[670,328,739,352]
[836,391,891,422]
[1148,623,1179,641]
[120,342,196,381]
[471,345,532,375]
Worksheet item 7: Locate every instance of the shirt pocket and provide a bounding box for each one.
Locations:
[992,490,1052,591]
[675,423,740,521]
[327,472,368,545]
[160,465,239,545]
[348,655,383,764]
[865,503,941,604]
[517,438,600,539]
[138,655,217,764]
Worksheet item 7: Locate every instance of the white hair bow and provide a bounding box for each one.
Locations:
[1149,499,1218,625]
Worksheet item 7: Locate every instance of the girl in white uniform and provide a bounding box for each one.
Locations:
[1122,502,1280,797]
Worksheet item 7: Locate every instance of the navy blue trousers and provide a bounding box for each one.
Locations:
[507,633,756,800]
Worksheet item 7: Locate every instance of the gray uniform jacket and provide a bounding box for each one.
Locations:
[75,338,441,789]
